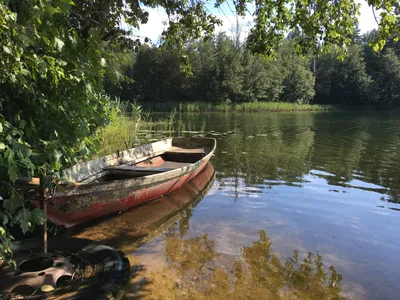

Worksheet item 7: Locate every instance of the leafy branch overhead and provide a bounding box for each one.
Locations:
[53,0,400,56]
[70,0,399,55]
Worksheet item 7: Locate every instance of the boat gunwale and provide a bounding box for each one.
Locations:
[56,137,216,197]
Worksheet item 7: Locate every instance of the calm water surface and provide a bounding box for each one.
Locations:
[76,112,400,299]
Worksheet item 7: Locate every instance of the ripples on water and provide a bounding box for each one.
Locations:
[75,112,400,299]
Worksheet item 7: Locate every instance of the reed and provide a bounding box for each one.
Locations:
[141,101,337,112]
[96,101,208,156]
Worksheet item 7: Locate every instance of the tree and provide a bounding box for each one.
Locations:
[279,41,315,104]
[315,44,372,106]
[372,49,400,108]
[0,0,112,260]
[131,45,186,103]
[213,33,244,102]
[363,32,400,108]
[186,40,218,102]
[241,49,284,102]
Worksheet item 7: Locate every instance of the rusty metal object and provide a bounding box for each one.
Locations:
[0,237,130,299]
[0,252,73,295]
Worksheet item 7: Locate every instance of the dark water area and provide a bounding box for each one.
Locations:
[76,112,400,299]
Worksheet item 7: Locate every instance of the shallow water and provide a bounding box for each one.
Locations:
[76,112,400,299]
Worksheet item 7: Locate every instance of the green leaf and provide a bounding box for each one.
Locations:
[329,30,338,38]
[6,150,18,183]
[56,59,67,66]
[3,196,23,215]
[44,5,58,15]
[18,208,32,234]
[0,143,5,150]
[31,208,46,225]
[0,123,3,133]
[21,69,31,76]
[1,213,9,226]
[54,37,65,52]
[2,46,11,55]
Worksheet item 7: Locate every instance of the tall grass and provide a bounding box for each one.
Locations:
[233,102,335,112]
[96,100,208,156]
[140,101,337,112]
[96,100,142,157]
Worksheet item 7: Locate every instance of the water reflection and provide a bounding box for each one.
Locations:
[201,112,400,204]
[130,230,344,299]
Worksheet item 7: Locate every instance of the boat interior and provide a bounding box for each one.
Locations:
[89,149,208,183]
[14,138,215,188]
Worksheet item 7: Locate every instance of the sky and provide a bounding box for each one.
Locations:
[131,0,378,44]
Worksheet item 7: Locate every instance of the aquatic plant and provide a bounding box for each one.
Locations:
[140,101,337,113]
[96,102,208,156]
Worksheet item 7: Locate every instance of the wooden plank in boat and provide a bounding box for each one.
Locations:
[105,165,175,173]
[167,147,207,154]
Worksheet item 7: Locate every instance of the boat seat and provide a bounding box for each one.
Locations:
[104,165,176,173]
[167,146,208,154]
[104,160,192,172]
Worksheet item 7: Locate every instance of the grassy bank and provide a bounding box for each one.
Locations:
[140,101,337,112]
[96,104,206,157]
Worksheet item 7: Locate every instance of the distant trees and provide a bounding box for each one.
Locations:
[314,44,372,106]
[115,33,315,105]
[363,42,400,109]
[278,41,315,104]
[109,30,400,109]
[314,30,400,109]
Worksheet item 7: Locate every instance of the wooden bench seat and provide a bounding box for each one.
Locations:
[104,165,175,174]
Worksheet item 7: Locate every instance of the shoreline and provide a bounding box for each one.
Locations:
[138,102,381,113]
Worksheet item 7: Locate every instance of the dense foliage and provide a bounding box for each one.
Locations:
[112,33,316,105]
[109,30,400,109]
[0,0,115,260]
[314,31,400,108]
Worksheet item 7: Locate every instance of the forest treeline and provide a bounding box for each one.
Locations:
[106,30,400,109]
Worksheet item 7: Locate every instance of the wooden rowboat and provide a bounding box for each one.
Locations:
[27,138,216,228]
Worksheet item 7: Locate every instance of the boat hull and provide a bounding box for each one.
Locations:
[46,157,210,227]
[74,163,215,247]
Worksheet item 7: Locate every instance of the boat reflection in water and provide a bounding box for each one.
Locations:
[72,162,216,254]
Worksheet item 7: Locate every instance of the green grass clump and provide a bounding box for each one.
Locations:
[96,101,208,156]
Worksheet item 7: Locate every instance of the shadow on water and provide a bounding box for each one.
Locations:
[127,229,344,300]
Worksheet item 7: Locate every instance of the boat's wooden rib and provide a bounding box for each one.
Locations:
[23,137,216,228]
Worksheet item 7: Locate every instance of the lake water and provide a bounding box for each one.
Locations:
[75,112,400,299]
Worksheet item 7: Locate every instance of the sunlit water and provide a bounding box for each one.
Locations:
[74,112,400,299]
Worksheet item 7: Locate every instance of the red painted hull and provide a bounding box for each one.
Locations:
[44,160,209,228]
